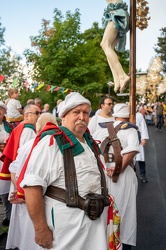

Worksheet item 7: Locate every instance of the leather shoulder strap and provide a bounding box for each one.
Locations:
[106,122,122,183]
[61,135,79,207]
[100,122,122,183]
[57,133,108,207]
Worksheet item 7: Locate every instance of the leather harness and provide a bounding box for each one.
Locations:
[45,133,110,220]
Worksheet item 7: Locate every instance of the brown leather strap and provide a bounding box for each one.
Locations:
[100,122,122,183]
[61,136,79,207]
[107,123,122,183]
[100,138,110,163]
[45,186,85,209]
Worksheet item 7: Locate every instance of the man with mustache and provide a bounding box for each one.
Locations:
[20,92,111,250]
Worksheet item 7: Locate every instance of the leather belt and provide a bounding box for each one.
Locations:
[45,185,85,209]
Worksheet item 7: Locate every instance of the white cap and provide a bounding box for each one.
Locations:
[58,92,91,118]
[0,101,7,111]
[112,103,130,118]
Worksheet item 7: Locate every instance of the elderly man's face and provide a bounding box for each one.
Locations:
[62,104,90,137]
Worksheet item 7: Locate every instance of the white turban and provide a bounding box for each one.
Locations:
[58,92,91,118]
[112,103,130,118]
[0,101,7,111]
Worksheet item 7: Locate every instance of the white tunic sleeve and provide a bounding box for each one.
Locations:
[118,128,140,155]
[19,127,36,147]
[20,135,63,194]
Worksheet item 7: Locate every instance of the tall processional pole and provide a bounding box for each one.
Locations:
[129,0,137,124]
[129,0,150,123]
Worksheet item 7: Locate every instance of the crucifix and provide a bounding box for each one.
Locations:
[102,0,150,123]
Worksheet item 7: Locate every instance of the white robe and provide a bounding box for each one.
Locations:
[21,135,108,250]
[89,118,139,246]
[6,139,42,250]
[135,112,149,161]
[88,114,114,142]
[0,127,36,195]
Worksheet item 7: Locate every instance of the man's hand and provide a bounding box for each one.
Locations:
[35,226,53,249]
[9,190,25,204]
[106,166,115,177]
[0,143,6,152]
[141,139,146,146]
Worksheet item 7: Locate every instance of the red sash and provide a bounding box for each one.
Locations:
[16,123,60,198]
[0,123,33,180]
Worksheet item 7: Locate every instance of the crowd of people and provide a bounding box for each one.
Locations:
[0,1,165,248]
[0,88,166,250]
[136,101,166,130]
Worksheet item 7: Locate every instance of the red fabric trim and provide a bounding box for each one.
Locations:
[16,122,60,198]
[0,157,12,180]
[0,123,27,180]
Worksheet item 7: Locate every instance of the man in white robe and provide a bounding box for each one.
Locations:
[88,96,114,140]
[89,103,140,250]
[6,113,57,250]
[20,93,110,250]
[136,111,149,182]
[0,104,40,223]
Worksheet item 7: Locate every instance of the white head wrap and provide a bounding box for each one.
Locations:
[0,101,7,111]
[58,92,91,118]
[112,103,130,118]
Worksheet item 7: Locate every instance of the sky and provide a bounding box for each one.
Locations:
[0,0,166,71]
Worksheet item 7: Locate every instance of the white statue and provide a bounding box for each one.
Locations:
[101,0,130,93]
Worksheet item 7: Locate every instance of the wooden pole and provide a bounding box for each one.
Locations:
[129,0,136,124]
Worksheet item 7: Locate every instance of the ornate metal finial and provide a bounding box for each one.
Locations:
[136,0,150,30]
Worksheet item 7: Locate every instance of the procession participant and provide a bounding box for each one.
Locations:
[88,96,114,140]
[136,111,149,183]
[90,103,140,250]
[6,113,57,250]
[0,104,41,183]
[21,92,111,250]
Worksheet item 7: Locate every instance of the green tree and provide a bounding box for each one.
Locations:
[0,46,26,101]
[154,27,166,72]
[0,19,5,45]
[0,20,26,101]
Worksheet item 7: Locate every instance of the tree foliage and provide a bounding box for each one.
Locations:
[154,27,166,72]
[0,19,5,46]
[0,20,26,101]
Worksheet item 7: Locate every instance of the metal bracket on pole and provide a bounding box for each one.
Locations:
[116,93,130,96]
